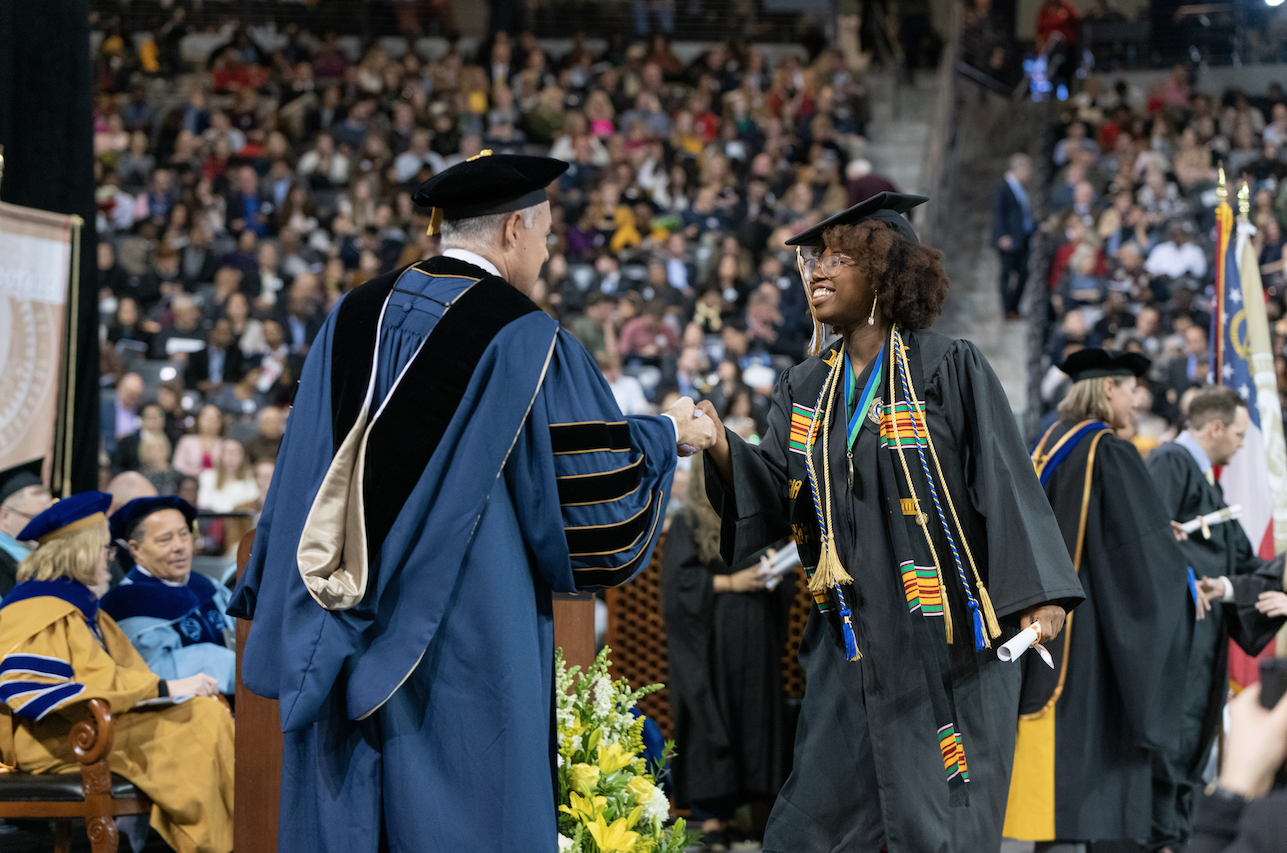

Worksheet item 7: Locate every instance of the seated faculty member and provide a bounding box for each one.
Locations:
[0,492,233,853]
[101,497,236,695]
[0,460,54,595]
[231,152,718,853]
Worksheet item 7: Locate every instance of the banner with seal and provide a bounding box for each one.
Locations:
[0,200,80,491]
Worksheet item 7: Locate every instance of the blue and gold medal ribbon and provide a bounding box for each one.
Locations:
[844,347,885,451]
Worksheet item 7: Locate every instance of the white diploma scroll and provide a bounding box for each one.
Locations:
[1180,505,1242,537]
[756,547,802,591]
[997,625,1055,668]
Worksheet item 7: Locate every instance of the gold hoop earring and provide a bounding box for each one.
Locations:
[868,293,878,326]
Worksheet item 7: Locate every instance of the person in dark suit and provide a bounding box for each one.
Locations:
[0,460,53,595]
[992,153,1036,320]
[271,273,325,355]
[226,164,271,237]
[186,318,245,394]
[180,223,221,290]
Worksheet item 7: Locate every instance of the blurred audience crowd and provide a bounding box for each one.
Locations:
[92,12,882,537]
[1033,68,1287,447]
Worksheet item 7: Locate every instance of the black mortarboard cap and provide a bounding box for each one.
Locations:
[110,496,198,545]
[0,459,44,506]
[1059,348,1151,382]
[785,191,928,248]
[412,151,569,232]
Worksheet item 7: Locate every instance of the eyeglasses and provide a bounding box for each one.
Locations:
[802,254,855,281]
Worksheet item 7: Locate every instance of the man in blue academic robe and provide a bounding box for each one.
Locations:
[229,153,718,853]
[101,496,236,694]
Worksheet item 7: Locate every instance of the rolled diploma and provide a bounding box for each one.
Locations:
[766,546,800,574]
[997,625,1041,663]
[1181,504,1242,535]
[759,547,802,590]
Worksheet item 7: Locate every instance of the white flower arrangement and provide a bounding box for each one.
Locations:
[554,647,698,853]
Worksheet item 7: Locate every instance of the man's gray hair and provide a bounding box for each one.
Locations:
[1008,153,1033,173]
[439,204,542,250]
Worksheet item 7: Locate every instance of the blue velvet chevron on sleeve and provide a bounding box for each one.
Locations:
[507,330,676,591]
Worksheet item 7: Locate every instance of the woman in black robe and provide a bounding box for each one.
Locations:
[662,453,793,850]
[698,192,1085,853]
[1009,348,1193,847]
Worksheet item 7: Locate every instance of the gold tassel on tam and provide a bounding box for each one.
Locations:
[427,207,443,236]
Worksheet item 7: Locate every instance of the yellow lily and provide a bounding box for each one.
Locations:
[597,741,637,775]
[586,815,640,852]
[558,790,607,824]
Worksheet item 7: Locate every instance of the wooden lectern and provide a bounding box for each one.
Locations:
[233,532,598,853]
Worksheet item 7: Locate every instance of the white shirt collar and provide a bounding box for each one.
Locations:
[135,565,189,588]
[442,248,501,278]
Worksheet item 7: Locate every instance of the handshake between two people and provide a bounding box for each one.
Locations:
[664,397,725,459]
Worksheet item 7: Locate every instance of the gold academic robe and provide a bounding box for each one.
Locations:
[0,588,234,853]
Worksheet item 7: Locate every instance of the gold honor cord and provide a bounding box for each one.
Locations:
[894,337,1001,642]
[804,352,854,594]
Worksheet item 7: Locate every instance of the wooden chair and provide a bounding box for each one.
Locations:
[0,698,152,853]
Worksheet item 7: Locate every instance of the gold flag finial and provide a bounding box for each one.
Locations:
[0,144,5,194]
[1237,179,1251,223]
[1217,165,1227,208]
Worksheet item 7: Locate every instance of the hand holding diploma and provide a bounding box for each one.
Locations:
[755,546,802,591]
[1005,602,1067,668]
[997,624,1055,668]
[1180,505,1242,538]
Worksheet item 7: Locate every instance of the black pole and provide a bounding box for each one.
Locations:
[0,1,100,495]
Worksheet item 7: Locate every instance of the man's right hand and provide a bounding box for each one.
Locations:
[167,673,220,698]
[998,235,1014,251]
[665,396,719,456]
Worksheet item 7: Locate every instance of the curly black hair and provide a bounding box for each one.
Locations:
[823,220,950,331]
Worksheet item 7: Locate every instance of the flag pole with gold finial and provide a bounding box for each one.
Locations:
[1213,166,1230,381]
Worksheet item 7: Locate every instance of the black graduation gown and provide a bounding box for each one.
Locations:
[1007,420,1192,842]
[706,329,1084,853]
[1144,441,1285,845]
[660,512,793,812]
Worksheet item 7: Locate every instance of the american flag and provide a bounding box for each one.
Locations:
[1208,179,1287,685]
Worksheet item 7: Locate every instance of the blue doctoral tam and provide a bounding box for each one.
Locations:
[19,492,112,544]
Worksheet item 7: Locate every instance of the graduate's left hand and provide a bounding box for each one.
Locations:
[1018,603,1067,643]
[1256,590,1287,619]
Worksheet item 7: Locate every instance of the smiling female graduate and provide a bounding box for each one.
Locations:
[699,192,1085,853]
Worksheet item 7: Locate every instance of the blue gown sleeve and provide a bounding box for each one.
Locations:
[507,330,677,591]
[114,615,237,694]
